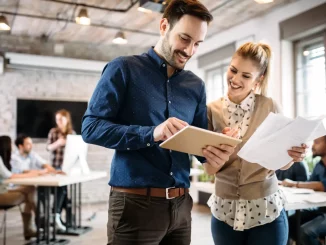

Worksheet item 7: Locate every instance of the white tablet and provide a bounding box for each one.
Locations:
[159,125,242,156]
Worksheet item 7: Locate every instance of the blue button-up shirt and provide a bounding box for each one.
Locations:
[309,160,326,189]
[82,48,207,188]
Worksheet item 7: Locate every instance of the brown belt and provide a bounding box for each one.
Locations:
[111,187,189,199]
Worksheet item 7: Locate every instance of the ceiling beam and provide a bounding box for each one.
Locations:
[1,11,159,37]
[41,0,139,13]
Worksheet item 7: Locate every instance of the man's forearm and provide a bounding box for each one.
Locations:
[297,181,325,191]
[82,115,155,150]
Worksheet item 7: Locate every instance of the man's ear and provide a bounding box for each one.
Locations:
[159,18,170,36]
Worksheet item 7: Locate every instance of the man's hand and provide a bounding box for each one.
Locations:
[44,164,56,173]
[38,169,49,175]
[281,178,297,187]
[153,117,188,142]
[202,145,234,169]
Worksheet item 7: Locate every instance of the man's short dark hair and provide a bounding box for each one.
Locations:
[15,134,29,148]
[163,0,213,30]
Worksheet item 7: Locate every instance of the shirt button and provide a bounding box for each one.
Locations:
[167,80,169,83]
[162,64,166,67]
[147,143,150,147]
[127,148,130,150]
[169,101,171,104]
[169,150,172,153]
[170,172,173,176]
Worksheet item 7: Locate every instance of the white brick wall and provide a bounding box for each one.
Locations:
[0,68,114,203]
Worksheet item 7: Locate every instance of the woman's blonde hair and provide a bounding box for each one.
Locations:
[234,42,272,96]
[56,109,73,135]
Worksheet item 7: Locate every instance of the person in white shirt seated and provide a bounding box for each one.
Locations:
[0,135,43,240]
[11,134,55,174]
[11,134,66,231]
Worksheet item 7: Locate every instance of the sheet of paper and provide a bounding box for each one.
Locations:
[303,192,326,203]
[280,186,314,194]
[238,113,326,170]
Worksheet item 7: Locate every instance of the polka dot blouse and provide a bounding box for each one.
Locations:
[207,91,286,231]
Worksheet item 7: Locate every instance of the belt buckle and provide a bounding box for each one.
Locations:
[166,187,176,199]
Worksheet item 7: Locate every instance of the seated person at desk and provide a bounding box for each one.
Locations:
[11,134,56,174]
[276,161,309,181]
[282,136,326,245]
[0,135,42,240]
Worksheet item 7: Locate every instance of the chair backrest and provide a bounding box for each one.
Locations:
[0,205,18,211]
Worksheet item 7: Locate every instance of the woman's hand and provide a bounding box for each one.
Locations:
[203,162,218,175]
[56,137,66,147]
[202,145,234,170]
[222,127,240,139]
[280,144,308,170]
[287,143,308,162]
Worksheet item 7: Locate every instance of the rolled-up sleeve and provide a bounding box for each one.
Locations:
[82,58,155,151]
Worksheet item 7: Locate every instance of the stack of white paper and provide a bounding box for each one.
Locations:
[238,113,326,170]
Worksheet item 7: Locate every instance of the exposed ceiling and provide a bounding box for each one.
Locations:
[0,0,299,48]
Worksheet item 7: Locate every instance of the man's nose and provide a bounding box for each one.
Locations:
[184,44,195,57]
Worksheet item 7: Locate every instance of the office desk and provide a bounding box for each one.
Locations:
[4,171,107,245]
[192,183,326,245]
[282,186,326,245]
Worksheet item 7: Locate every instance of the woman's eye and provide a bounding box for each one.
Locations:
[230,69,236,73]
[243,75,250,79]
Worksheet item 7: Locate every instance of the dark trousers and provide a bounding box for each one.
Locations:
[107,190,193,245]
[288,209,325,245]
[38,186,67,214]
[211,209,289,245]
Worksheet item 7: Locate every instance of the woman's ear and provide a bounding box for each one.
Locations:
[259,75,264,83]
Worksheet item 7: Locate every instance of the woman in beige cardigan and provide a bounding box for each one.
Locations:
[202,42,307,245]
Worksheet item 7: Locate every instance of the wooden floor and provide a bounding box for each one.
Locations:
[0,203,214,245]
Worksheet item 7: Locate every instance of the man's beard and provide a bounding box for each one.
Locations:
[161,34,190,70]
[23,149,30,154]
[312,152,323,158]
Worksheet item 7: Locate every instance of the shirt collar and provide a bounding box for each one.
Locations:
[225,91,255,113]
[14,150,30,159]
[147,47,183,74]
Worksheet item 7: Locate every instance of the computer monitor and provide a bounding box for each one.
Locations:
[62,135,90,175]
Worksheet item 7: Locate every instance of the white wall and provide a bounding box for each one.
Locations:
[187,0,326,117]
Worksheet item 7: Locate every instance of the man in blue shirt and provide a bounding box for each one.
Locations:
[276,161,309,182]
[283,136,326,245]
[82,1,235,244]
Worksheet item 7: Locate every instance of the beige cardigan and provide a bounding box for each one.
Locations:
[207,95,281,200]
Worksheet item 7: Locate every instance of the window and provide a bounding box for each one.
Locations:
[295,33,326,117]
[205,64,229,104]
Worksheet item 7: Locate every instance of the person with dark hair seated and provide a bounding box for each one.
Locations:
[276,161,309,181]
[282,136,326,245]
[11,134,56,174]
[0,135,43,240]
[318,230,326,245]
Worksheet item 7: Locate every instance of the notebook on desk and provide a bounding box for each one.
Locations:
[159,125,242,157]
